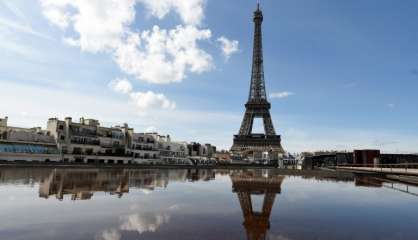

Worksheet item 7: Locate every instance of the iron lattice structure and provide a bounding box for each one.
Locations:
[231,171,284,240]
[231,4,284,157]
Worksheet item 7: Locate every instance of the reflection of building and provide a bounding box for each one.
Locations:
[231,170,284,240]
[354,176,383,188]
[39,169,130,200]
[37,168,220,200]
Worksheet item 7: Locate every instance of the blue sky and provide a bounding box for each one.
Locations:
[1,0,418,153]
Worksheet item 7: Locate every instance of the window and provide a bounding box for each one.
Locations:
[60,135,65,140]
[73,147,82,155]
[59,125,64,130]
[85,148,93,155]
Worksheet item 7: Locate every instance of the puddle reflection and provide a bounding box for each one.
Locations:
[0,168,418,240]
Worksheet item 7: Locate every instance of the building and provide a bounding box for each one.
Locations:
[380,153,418,164]
[187,142,216,159]
[0,117,60,162]
[156,134,189,165]
[130,132,189,165]
[130,132,160,164]
[353,150,380,166]
[1,116,218,165]
[47,117,133,164]
[205,144,217,158]
[214,150,232,163]
[302,152,353,169]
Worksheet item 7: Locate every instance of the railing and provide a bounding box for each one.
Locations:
[337,163,418,173]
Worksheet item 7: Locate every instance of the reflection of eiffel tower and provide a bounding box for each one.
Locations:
[231,171,284,240]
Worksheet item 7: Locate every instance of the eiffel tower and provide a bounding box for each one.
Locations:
[231,170,284,240]
[231,3,284,159]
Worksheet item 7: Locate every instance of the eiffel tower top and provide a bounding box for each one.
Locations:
[248,1,267,103]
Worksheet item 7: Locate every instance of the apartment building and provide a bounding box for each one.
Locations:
[188,142,217,159]
[130,132,160,164]
[47,117,133,164]
[0,116,216,165]
[157,135,189,164]
[0,117,60,162]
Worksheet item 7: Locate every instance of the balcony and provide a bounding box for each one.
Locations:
[70,137,100,146]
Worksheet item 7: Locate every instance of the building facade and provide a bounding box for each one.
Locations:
[130,132,160,164]
[1,116,213,165]
[47,117,133,164]
[0,117,60,162]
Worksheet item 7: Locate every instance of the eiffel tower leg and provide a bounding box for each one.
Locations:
[262,112,276,135]
[239,110,255,136]
[237,192,253,217]
[262,192,277,219]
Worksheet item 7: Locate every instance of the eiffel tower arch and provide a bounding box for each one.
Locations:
[231,3,284,160]
[231,170,285,240]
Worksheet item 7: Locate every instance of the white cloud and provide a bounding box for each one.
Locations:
[109,78,133,94]
[130,91,176,111]
[270,91,294,99]
[40,3,70,29]
[138,0,205,26]
[115,25,213,84]
[40,0,214,84]
[40,0,136,52]
[108,78,175,111]
[217,36,239,59]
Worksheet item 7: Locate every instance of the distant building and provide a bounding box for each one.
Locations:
[302,152,353,169]
[0,116,60,162]
[130,132,159,164]
[187,142,216,159]
[1,116,217,165]
[155,134,189,164]
[302,149,418,169]
[187,142,202,157]
[47,117,132,164]
[336,152,354,165]
[353,150,380,166]
[205,144,217,158]
[380,153,418,164]
[214,151,232,163]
